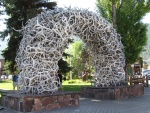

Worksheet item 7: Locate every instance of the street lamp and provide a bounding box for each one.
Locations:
[70,55,72,80]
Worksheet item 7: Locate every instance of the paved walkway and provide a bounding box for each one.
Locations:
[1,86,150,113]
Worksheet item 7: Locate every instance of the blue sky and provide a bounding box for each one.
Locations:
[0,0,150,53]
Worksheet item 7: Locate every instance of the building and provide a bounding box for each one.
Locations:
[0,54,5,76]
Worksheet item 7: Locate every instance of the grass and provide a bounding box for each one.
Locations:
[63,85,90,91]
[63,80,91,91]
[0,79,91,92]
[0,80,14,97]
[0,80,13,90]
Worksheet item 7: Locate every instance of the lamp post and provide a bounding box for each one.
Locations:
[69,50,72,80]
[70,56,72,80]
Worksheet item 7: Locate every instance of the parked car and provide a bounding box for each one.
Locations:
[143,70,150,80]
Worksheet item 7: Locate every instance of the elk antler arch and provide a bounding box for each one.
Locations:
[15,7,125,94]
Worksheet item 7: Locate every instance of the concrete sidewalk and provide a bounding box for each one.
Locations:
[0,87,150,113]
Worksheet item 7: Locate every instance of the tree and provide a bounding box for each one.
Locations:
[0,0,56,72]
[96,0,150,76]
[0,0,71,74]
[66,41,84,78]
[65,39,94,79]
[80,47,94,77]
[141,24,150,59]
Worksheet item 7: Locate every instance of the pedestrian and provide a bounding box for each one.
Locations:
[12,72,18,90]
[57,70,63,90]
[82,70,87,81]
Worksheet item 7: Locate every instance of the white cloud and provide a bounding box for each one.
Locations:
[55,0,97,11]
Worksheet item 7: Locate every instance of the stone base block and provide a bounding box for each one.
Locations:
[80,84,144,100]
[0,91,79,112]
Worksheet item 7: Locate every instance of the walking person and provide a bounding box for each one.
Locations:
[12,72,18,90]
[82,70,87,82]
[57,70,63,90]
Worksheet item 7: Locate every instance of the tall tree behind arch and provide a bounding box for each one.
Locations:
[96,0,150,77]
[0,0,57,72]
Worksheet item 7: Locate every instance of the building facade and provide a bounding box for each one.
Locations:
[0,54,5,76]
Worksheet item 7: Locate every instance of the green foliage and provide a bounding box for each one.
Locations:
[63,79,91,85]
[59,82,92,92]
[67,80,77,84]
[3,61,14,74]
[148,24,150,37]
[0,0,71,74]
[96,0,150,65]
[66,79,88,84]
[117,0,148,64]
[63,85,86,91]
[96,0,113,22]
[66,41,85,78]
[0,0,56,72]
[141,24,150,59]
[65,39,95,79]
[80,46,94,76]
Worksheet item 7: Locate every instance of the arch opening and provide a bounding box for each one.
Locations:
[15,7,125,94]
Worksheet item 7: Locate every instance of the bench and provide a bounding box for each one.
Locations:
[90,75,149,87]
[129,76,149,87]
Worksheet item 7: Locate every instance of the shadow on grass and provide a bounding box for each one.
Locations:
[63,85,91,92]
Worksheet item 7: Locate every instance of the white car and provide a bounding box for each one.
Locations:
[143,70,150,80]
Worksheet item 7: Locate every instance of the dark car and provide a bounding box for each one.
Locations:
[143,70,150,80]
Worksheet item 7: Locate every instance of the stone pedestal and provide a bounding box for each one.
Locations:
[80,84,144,100]
[0,91,79,112]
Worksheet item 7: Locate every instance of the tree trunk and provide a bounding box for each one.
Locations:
[112,0,117,29]
[124,61,132,81]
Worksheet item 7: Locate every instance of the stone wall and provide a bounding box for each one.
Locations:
[80,84,144,100]
[0,91,79,112]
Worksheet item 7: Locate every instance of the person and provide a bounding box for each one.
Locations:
[63,76,66,81]
[82,71,87,81]
[12,72,18,90]
[57,70,63,90]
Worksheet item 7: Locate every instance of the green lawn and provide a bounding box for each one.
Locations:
[0,80,13,90]
[0,79,91,91]
[63,79,91,91]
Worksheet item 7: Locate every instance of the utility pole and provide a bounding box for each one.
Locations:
[69,51,72,80]
[112,0,117,29]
